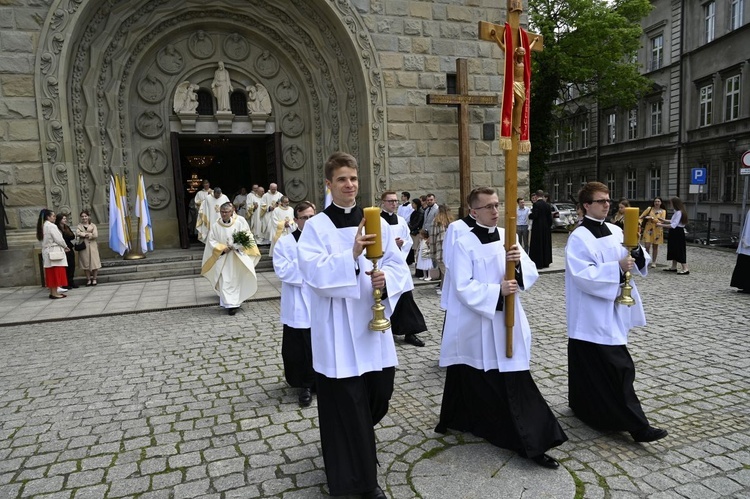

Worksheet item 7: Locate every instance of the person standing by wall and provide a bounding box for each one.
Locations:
[639,197,666,268]
[658,196,689,275]
[516,197,530,253]
[529,189,552,269]
[37,209,69,299]
[76,210,101,286]
[55,213,77,289]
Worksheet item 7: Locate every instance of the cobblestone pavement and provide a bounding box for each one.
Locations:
[1,239,749,498]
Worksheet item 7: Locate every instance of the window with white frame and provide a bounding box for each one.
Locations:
[606,112,616,144]
[581,115,589,148]
[705,1,716,43]
[725,75,740,121]
[579,175,586,190]
[566,122,574,151]
[650,35,663,71]
[699,84,713,127]
[606,172,616,199]
[650,101,663,135]
[566,176,573,199]
[553,178,559,202]
[554,128,560,153]
[731,0,744,30]
[723,161,738,202]
[649,167,661,199]
[628,108,638,140]
[626,170,637,199]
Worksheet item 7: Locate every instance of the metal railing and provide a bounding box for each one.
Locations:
[684,218,740,248]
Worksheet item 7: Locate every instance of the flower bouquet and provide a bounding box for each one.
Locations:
[232,230,256,250]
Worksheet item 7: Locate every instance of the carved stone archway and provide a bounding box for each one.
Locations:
[36,0,386,246]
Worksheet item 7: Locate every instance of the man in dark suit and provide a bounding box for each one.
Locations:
[529,189,553,269]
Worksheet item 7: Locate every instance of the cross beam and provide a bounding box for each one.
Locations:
[427,58,500,217]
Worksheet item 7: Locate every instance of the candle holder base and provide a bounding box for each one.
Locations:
[367,257,391,332]
[615,243,636,307]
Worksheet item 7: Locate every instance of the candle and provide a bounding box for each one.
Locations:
[363,206,383,259]
[623,207,640,246]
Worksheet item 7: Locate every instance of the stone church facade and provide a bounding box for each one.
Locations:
[0,0,524,286]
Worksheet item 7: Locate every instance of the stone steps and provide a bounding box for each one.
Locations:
[92,245,275,284]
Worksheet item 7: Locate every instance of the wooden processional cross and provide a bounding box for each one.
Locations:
[479,0,543,357]
[426,59,499,219]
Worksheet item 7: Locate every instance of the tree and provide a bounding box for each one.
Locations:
[528,0,653,191]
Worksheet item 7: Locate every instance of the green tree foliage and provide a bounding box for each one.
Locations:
[527,0,652,190]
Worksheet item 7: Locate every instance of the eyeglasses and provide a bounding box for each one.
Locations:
[297,215,315,221]
[589,199,611,205]
[473,203,501,211]
[383,199,399,203]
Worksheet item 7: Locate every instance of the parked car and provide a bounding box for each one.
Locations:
[549,203,579,231]
[684,230,738,248]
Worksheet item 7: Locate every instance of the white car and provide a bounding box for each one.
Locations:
[550,203,578,230]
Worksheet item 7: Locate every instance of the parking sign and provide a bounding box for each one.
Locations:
[691,167,707,185]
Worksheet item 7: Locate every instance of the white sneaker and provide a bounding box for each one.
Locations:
[57,287,69,293]
[423,277,433,281]
[436,289,442,295]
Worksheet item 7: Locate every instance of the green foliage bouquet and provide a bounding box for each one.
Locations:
[232,230,255,249]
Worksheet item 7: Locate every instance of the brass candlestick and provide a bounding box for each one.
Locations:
[367,257,391,332]
[615,243,636,307]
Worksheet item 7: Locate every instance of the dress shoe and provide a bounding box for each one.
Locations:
[48,294,67,299]
[662,268,677,272]
[361,485,387,499]
[404,334,425,347]
[677,270,690,275]
[630,426,668,443]
[228,308,237,316]
[298,387,312,407]
[531,453,560,469]
[69,284,79,289]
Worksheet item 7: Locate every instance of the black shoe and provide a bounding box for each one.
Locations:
[69,284,79,289]
[404,334,425,347]
[531,453,559,469]
[361,485,387,499]
[298,387,312,407]
[662,268,677,272]
[228,308,237,316]
[630,426,668,443]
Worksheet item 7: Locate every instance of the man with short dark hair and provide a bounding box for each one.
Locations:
[274,200,317,407]
[565,181,666,443]
[529,189,553,269]
[397,191,414,221]
[437,187,567,469]
[298,152,411,499]
[516,197,530,253]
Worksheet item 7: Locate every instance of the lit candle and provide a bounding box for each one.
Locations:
[623,207,640,247]
[363,206,383,259]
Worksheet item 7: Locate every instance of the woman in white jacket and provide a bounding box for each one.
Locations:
[36,208,69,298]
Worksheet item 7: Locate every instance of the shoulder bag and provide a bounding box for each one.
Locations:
[49,246,66,261]
[74,239,86,251]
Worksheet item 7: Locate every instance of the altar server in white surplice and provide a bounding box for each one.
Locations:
[437,187,567,470]
[201,203,260,315]
[196,187,229,243]
[439,202,476,310]
[298,152,411,499]
[566,182,666,444]
[273,200,316,408]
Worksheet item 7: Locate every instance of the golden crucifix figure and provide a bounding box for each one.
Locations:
[479,0,543,358]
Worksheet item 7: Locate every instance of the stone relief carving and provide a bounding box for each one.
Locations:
[281,112,304,137]
[246,83,272,115]
[188,30,215,59]
[46,143,58,163]
[283,145,305,171]
[255,50,279,78]
[136,111,164,138]
[51,33,65,54]
[211,61,233,112]
[46,77,59,97]
[137,74,165,103]
[223,32,249,61]
[156,44,184,74]
[54,163,68,183]
[285,177,308,202]
[146,183,170,209]
[139,146,167,175]
[40,53,54,75]
[49,121,63,142]
[173,81,199,114]
[41,99,54,120]
[275,79,299,106]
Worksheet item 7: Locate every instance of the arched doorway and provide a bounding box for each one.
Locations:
[35,0,387,249]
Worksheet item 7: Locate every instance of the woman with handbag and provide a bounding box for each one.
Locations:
[76,210,102,286]
[36,209,69,299]
[639,197,666,268]
[55,213,79,289]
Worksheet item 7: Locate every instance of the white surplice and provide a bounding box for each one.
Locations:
[246,193,264,235]
[196,194,229,243]
[269,205,296,255]
[298,211,412,378]
[273,232,311,329]
[233,194,248,217]
[385,213,413,259]
[440,216,475,310]
[261,190,284,241]
[565,222,650,345]
[397,202,414,222]
[439,228,538,372]
[201,214,260,308]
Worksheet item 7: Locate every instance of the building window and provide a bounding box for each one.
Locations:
[579,175,586,189]
[699,84,713,127]
[606,112,616,144]
[723,161,738,202]
[626,170,637,199]
[566,122,574,151]
[554,128,560,153]
[566,176,573,199]
[628,108,638,140]
[606,172,616,198]
[649,168,661,199]
[725,75,741,121]
[650,101,663,135]
[230,90,247,116]
[719,213,734,232]
[196,89,214,115]
[650,35,663,71]
[731,0,744,30]
[581,116,589,149]
[553,178,559,202]
[705,1,716,43]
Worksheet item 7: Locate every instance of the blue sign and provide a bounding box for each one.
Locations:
[691,167,707,185]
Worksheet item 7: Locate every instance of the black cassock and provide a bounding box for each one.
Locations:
[381,211,427,336]
[529,199,553,269]
[731,253,750,291]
